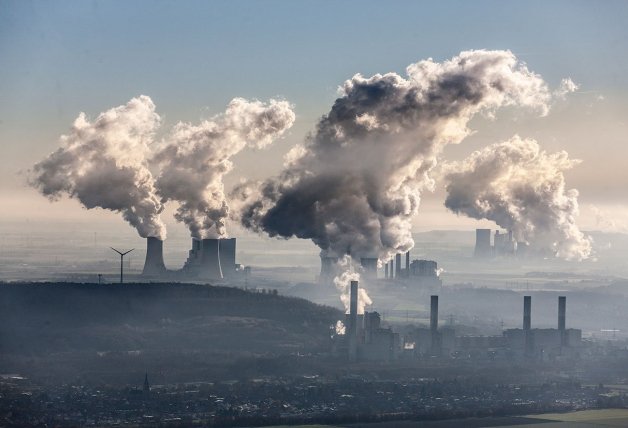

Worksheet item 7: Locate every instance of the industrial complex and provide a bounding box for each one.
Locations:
[320,252,442,287]
[336,280,582,363]
[474,228,530,258]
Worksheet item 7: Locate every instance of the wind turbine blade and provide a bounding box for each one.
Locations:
[110,247,123,255]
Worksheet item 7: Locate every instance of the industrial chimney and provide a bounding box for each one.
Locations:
[388,260,394,279]
[558,296,566,331]
[142,237,167,276]
[348,280,359,361]
[430,295,439,333]
[405,251,410,278]
[384,262,389,279]
[523,295,531,330]
[200,238,223,280]
[558,296,567,347]
[523,295,533,355]
[430,295,439,354]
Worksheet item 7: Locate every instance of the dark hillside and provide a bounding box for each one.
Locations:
[0,282,340,354]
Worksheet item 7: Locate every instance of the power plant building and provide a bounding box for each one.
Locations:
[182,237,240,280]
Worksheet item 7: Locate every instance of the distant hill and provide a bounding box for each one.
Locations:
[0,282,341,355]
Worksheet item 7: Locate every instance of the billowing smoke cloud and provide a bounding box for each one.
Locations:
[238,50,554,261]
[153,98,295,239]
[29,96,166,239]
[443,136,592,260]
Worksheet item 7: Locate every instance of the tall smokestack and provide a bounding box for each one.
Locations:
[349,280,359,361]
[430,295,439,354]
[384,262,389,279]
[405,251,410,277]
[523,295,532,355]
[389,260,393,279]
[395,254,402,278]
[200,239,223,280]
[142,237,167,276]
[523,295,531,330]
[430,295,439,333]
[558,296,566,331]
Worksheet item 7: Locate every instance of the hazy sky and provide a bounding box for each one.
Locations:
[2,0,627,236]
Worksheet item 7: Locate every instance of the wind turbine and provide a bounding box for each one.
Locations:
[111,247,134,284]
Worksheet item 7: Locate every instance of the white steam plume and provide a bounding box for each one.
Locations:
[443,136,592,260]
[333,256,372,314]
[154,98,295,239]
[29,96,166,239]
[238,50,555,261]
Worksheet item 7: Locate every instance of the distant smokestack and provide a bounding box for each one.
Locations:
[200,239,223,279]
[523,295,531,330]
[430,295,439,354]
[389,260,393,279]
[405,251,410,273]
[395,254,402,278]
[430,295,439,333]
[142,237,167,276]
[558,296,566,331]
[218,238,236,277]
[384,262,389,279]
[349,280,359,362]
[360,257,378,280]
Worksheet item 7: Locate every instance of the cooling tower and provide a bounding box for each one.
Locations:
[218,238,236,277]
[200,238,223,279]
[360,257,378,280]
[474,228,492,257]
[142,237,167,276]
[320,255,338,284]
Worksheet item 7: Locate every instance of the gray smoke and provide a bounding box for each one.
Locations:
[443,136,592,260]
[29,96,167,239]
[153,98,295,239]
[238,50,553,261]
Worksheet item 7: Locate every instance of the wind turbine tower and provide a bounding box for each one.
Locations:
[111,247,134,284]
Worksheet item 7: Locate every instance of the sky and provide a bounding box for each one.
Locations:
[1,0,628,239]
